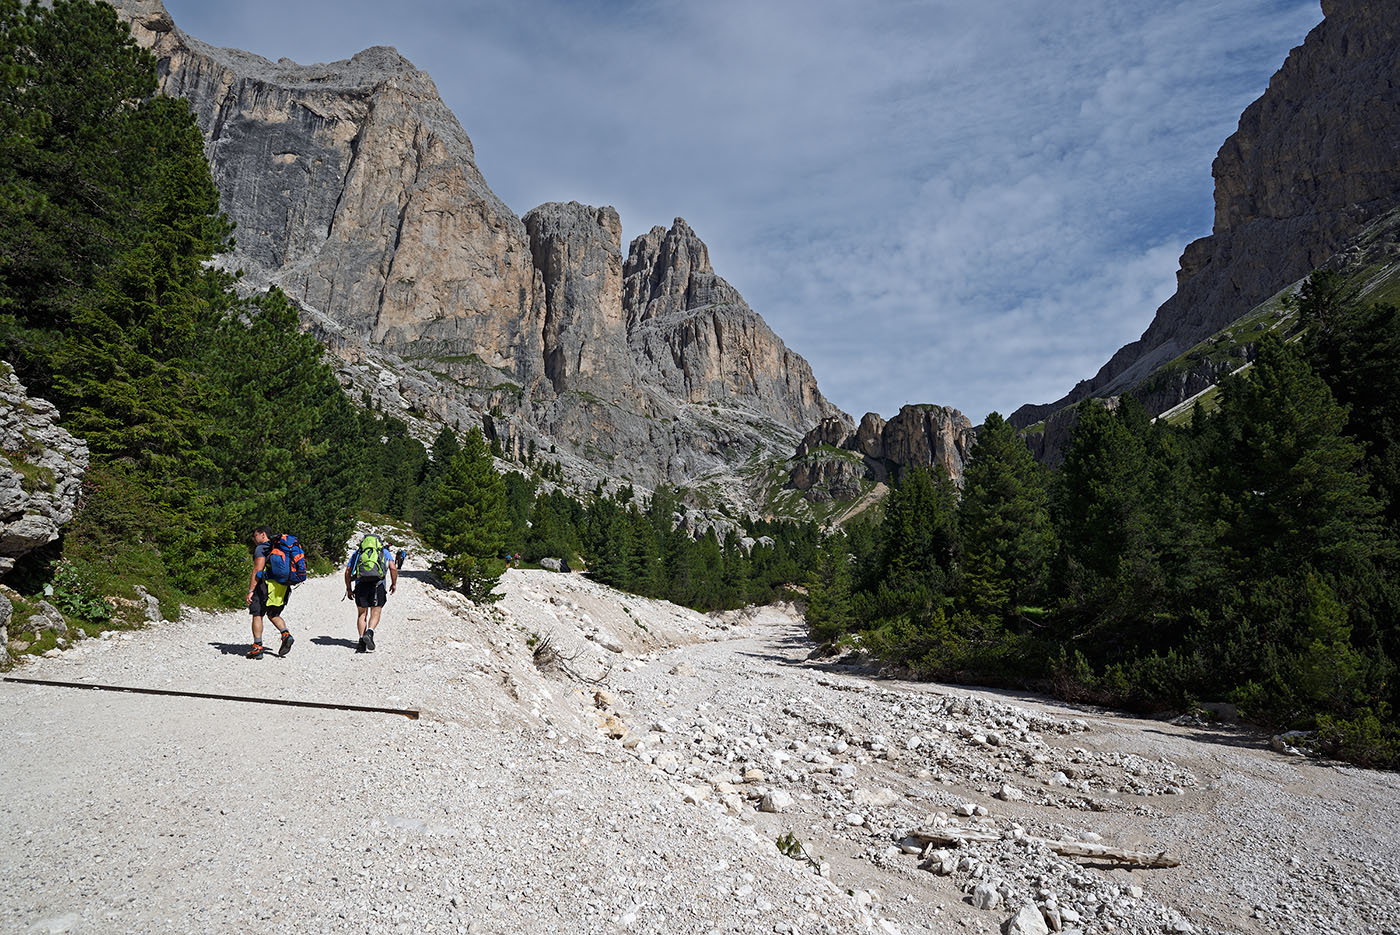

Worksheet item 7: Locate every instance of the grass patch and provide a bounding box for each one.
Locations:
[1163,384,1223,426]
[2,452,55,493]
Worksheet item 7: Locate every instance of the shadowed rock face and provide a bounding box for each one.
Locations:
[112,2,845,504]
[523,203,629,399]
[1013,0,1400,426]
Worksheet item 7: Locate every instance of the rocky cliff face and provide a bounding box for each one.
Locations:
[123,5,546,381]
[113,2,843,507]
[523,203,629,400]
[0,365,89,574]
[1013,0,1400,426]
[788,405,974,502]
[622,220,838,431]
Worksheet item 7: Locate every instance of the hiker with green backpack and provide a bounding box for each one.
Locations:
[344,533,399,653]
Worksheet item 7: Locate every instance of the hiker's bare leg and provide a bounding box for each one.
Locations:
[357,606,370,637]
[368,605,384,630]
[269,613,287,635]
[251,614,264,643]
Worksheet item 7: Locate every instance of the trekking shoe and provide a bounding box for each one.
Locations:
[363,629,376,653]
[356,636,367,654]
[247,642,264,659]
[278,631,295,657]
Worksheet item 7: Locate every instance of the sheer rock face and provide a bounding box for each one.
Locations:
[523,203,629,398]
[121,5,546,384]
[113,2,846,504]
[789,405,974,501]
[0,366,89,573]
[1012,0,1400,425]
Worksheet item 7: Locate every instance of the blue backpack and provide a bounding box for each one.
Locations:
[263,534,307,585]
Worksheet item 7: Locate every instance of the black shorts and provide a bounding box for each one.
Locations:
[249,580,290,616]
[353,577,387,608]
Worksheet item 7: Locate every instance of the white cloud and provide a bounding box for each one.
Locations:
[164,0,1322,423]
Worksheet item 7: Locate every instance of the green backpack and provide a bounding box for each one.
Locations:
[353,534,387,581]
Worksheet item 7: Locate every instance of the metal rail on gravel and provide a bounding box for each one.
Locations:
[2,676,420,720]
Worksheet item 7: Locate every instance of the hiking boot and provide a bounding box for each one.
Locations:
[247,643,264,660]
[363,629,376,653]
[356,636,367,654]
[277,631,295,657]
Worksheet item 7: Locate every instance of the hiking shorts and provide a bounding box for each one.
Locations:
[249,579,290,617]
[353,577,388,608]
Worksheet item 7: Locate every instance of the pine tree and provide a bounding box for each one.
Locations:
[428,425,463,479]
[1191,335,1391,721]
[806,533,854,644]
[1301,271,1400,530]
[1050,400,1161,645]
[1201,335,1384,585]
[0,0,178,332]
[420,428,509,602]
[719,531,751,608]
[869,465,959,623]
[958,412,1055,625]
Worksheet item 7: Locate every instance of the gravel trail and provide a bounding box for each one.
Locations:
[4,565,1398,935]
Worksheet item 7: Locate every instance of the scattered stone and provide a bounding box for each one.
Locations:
[973,881,1003,911]
[1004,902,1050,935]
[585,627,625,653]
[853,787,900,808]
[679,784,710,805]
[760,790,794,813]
[132,585,162,623]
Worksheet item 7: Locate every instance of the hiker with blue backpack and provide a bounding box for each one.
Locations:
[245,527,307,659]
[344,533,399,653]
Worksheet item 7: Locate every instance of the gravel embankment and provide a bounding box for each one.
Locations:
[3,564,1398,935]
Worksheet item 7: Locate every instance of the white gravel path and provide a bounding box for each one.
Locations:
[3,563,1398,935]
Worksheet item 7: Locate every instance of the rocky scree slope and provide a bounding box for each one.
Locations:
[112,0,845,508]
[1013,0,1400,428]
[4,563,1397,934]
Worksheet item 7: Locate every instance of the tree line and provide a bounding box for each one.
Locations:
[806,272,1400,768]
[341,416,822,613]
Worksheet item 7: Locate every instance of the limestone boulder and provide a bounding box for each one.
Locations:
[0,365,89,573]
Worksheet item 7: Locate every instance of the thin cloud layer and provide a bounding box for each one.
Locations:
[164,0,1322,423]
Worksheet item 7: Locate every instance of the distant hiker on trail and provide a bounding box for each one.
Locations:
[246,527,299,660]
[344,533,399,653]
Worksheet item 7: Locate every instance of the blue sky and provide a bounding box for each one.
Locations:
[162,0,1323,423]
